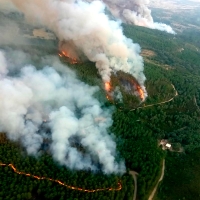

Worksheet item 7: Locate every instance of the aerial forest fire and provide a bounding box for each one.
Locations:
[105,82,111,92]
[0,163,122,193]
[118,73,146,101]
[136,84,145,101]
[104,82,113,101]
[104,78,145,102]
[58,50,79,64]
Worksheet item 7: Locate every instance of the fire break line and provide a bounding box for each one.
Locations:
[0,163,122,193]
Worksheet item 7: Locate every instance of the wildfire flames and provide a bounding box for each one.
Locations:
[119,74,146,101]
[104,82,112,101]
[105,82,111,92]
[58,51,79,64]
[0,163,122,193]
[136,85,145,101]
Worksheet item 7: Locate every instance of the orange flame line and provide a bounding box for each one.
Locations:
[0,163,122,193]
[136,85,145,101]
[59,51,79,64]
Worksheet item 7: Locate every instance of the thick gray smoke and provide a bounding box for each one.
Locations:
[86,0,175,34]
[0,50,125,174]
[0,0,147,98]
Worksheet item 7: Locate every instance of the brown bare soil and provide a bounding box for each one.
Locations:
[141,49,156,57]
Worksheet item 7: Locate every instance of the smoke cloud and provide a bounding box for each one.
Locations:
[0,18,28,46]
[0,50,125,174]
[0,0,18,13]
[0,0,146,93]
[0,0,155,174]
[86,0,175,34]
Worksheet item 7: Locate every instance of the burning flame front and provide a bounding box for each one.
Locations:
[59,51,79,64]
[136,85,145,101]
[105,82,111,92]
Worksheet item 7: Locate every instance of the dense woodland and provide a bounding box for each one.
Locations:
[155,149,200,200]
[1,9,200,200]
[0,135,134,200]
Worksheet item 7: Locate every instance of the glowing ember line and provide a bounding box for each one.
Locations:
[59,51,79,64]
[0,163,122,192]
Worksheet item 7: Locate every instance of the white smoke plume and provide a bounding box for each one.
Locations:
[0,50,125,174]
[86,0,175,34]
[0,18,28,46]
[0,0,146,92]
[0,0,18,13]
[111,86,123,103]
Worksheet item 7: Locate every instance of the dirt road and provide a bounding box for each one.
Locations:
[130,84,178,111]
[129,171,138,200]
[148,159,165,200]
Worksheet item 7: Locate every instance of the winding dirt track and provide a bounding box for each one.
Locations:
[129,171,138,200]
[148,159,165,200]
[131,84,178,111]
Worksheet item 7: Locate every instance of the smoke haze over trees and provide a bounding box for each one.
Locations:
[0,50,125,174]
[0,0,147,94]
[86,0,175,34]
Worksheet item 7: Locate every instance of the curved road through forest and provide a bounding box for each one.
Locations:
[129,171,138,200]
[128,85,176,199]
[148,159,165,200]
[131,84,178,111]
